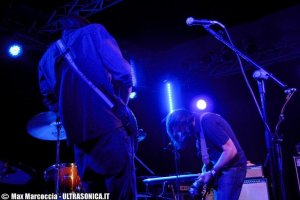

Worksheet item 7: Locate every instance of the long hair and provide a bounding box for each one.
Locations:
[165,108,194,149]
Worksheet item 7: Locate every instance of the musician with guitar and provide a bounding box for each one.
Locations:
[38,15,137,199]
[165,109,247,200]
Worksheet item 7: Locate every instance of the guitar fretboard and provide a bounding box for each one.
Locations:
[143,174,199,185]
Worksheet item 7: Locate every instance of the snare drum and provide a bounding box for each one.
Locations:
[44,163,82,193]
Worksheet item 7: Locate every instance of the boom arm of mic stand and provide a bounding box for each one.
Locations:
[202,25,287,88]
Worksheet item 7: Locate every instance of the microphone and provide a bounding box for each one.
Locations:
[252,69,269,80]
[186,17,219,26]
[284,88,297,94]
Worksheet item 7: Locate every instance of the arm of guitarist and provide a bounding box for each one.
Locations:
[199,138,237,184]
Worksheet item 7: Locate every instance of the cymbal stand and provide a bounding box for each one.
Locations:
[54,119,62,195]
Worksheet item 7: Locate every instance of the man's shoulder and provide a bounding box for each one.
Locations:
[200,112,221,122]
[200,112,219,118]
[84,23,107,32]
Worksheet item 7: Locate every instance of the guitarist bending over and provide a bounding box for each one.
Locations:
[165,109,247,200]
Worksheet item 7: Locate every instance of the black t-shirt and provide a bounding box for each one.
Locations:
[200,112,247,169]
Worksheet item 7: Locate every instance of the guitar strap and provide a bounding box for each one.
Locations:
[199,112,210,166]
[56,39,139,142]
[56,39,114,109]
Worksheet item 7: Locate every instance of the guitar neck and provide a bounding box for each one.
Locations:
[143,173,199,185]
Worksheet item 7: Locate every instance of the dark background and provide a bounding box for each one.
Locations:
[1,0,300,199]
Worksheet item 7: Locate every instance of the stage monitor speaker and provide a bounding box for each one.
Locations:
[239,178,269,200]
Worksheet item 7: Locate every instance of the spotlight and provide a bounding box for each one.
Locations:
[196,99,207,110]
[190,95,213,112]
[8,43,23,58]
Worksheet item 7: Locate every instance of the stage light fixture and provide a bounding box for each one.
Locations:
[129,58,138,99]
[190,95,214,112]
[8,43,23,58]
[196,99,207,110]
[130,59,137,87]
[129,91,137,99]
[166,81,174,113]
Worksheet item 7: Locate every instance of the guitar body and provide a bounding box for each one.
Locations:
[189,181,212,200]
[189,162,214,200]
[112,104,138,135]
[112,104,143,152]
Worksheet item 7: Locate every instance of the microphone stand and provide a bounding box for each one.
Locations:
[173,149,181,200]
[202,25,287,88]
[252,70,279,200]
[200,24,294,200]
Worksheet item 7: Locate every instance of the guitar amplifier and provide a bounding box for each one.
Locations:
[246,165,264,178]
[239,178,270,200]
[294,156,300,194]
[165,182,213,200]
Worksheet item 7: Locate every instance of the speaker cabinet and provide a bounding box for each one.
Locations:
[246,165,264,178]
[294,156,300,194]
[239,178,270,200]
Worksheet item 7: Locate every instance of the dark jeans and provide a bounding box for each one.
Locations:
[74,127,137,200]
[213,166,247,200]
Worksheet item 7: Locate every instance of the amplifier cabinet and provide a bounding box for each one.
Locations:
[246,165,264,178]
[239,178,270,200]
[294,156,300,195]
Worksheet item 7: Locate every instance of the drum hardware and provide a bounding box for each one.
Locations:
[44,163,82,193]
[26,111,66,141]
[27,111,75,194]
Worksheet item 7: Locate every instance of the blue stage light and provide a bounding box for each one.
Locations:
[166,82,174,113]
[8,43,23,58]
[129,91,137,99]
[196,99,207,110]
[190,95,214,112]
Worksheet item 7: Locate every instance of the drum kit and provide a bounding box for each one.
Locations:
[25,111,82,193]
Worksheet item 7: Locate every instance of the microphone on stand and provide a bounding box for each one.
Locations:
[284,88,297,94]
[186,17,225,28]
[253,69,269,80]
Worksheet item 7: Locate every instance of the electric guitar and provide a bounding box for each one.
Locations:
[189,163,214,200]
[112,104,138,136]
[112,103,145,152]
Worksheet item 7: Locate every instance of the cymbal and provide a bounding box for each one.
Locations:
[0,161,34,185]
[26,111,67,141]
